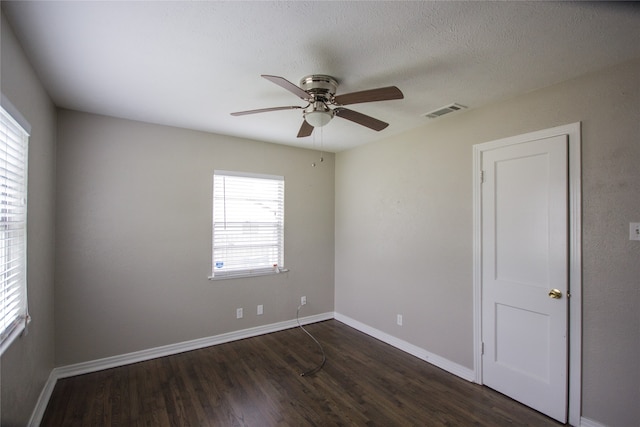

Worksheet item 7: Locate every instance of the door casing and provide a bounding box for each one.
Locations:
[472,123,581,426]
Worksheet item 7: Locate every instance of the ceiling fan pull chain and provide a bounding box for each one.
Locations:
[320,126,324,163]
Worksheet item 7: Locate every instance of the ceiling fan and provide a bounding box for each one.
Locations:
[231,74,404,137]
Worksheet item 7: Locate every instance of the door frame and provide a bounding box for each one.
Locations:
[472,123,581,425]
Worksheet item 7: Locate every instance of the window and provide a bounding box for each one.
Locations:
[211,170,285,279]
[0,104,29,356]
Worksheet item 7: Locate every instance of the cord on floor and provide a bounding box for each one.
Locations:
[296,304,326,376]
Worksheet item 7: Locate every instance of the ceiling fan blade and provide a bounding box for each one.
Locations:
[333,86,404,106]
[297,120,314,138]
[262,75,310,100]
[231,106,302,116]
[334,108,389,131]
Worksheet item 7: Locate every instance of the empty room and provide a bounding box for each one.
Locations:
[1,2,639,426]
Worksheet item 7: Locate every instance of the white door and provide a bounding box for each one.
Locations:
[481,134,568,423]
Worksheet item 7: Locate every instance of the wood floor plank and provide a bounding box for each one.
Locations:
[41,320,564,426]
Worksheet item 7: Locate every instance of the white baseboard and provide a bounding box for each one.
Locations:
[29,311,333,426]
[28,370,57,427]
[334,312,475,382]
[580,417,608,427]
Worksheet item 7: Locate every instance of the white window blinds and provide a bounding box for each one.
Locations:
[0,105,29,356]
[212,171,284,279]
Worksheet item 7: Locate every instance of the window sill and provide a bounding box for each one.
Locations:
[208,267,290,281]
[0,315,31,357]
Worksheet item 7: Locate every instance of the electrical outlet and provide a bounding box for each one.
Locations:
[257,304,263,315]
[397,314,403,326]
[236,308,243,319]
[630,223,640,241]
[301,296,307,306]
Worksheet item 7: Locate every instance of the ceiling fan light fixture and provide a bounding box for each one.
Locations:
[304,110,332,127]
[304,102,333,127]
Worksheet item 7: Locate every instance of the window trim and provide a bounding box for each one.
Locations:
[209,170,287,280]
[0,98,30,356]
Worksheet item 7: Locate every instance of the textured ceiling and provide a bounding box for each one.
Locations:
[3,1,640,152]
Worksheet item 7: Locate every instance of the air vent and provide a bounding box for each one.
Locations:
[423,103,467,119]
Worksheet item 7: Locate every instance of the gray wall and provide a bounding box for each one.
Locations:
[55,110,335,365]
[335,58,640,427]
[0,13,57,426]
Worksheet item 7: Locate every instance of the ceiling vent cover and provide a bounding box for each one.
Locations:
[423,103,467,119]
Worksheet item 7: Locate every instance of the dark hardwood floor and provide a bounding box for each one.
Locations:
[41,320,563,426]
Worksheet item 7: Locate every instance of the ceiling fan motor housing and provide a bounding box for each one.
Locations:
[300,75,338,101]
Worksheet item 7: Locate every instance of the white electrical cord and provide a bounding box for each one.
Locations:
[296,304,326,376]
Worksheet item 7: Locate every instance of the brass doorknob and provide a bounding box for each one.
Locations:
[548,289,562,299]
